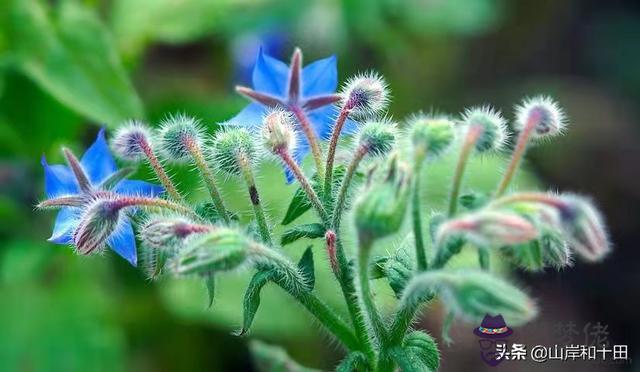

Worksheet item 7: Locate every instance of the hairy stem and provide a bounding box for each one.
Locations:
[187,144,230,224]
[238,154,272,245]
[324,106,351,197]
[358,236,389,348]
[139,139,183,202]
[115,196,197,218]
[412,154,428,271]
[290,105,324,180]
[495,113,538,197]
[331,145,367,230]
[447,125,482,217]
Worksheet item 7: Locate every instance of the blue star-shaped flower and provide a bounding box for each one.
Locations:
[41,129,163,266]
[227,48,357,182]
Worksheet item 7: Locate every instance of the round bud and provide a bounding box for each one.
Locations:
[73,197,122,255]
[261,109,297,154]
[461,106,508,152]
[341,72,389,118]
[357,119,397,157]
[212,128,256,175]
[158,114,204,162]
[409,116,456,160]
[111,120,152,161]
[514,96,567,139]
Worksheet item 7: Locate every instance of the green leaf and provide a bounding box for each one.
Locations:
[280,223,325,246]
[388,346,431,372]
[336,351,368,372]
[235,270,275,336]
[203,272,216,308]
[297,246,315,291]
[4,0,143,125]
[249,340,320,372]
[369,255,389,279]
[384,248,413,299]
[403,331,440,371]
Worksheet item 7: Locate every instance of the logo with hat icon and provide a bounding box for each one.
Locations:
[474,314,513,366]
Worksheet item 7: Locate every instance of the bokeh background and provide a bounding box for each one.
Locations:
[1,0,639,371]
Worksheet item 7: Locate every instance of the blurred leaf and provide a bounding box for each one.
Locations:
[280,223,325,246]
[250,340,319,372]
[204,272,216,308]
[236,269,275,336]
[3,0,143,125]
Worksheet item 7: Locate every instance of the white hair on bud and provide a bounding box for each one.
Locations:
[261,108,298,154]
[461,105,508,152]
[341,71,390,119]
[158,113,206,163]
[111,120,153,161]
[514,95,567,139]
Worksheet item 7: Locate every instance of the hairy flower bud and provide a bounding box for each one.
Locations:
[461,106,508,152]
[212,128,256,175]
[261,109,297,154]
[158,114,205,162]
[140,215,212,251]
[111,121,152,161]
[357,119,397,156]
[168,228,250,276]
[437,210,538,248]
[354,156,411,242]
[515,96,566,139]
[555,195,610,262]
[73,197,122,255]
[410,116,456,160]
[341,72,389,118]
[402,270,537,325]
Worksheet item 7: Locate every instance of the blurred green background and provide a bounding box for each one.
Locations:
[1,0,639,371]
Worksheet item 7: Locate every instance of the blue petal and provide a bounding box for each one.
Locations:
[81,128,118,185]
[225,103,266,130]
[252,49,289,98]
[302,55,337,97]
[41,156,78,198]
[284,142,309,184]
[306,106,338,140]
[115,180,164,197]
[108,220,137,266]
[48,207,79,244]
[343,118,359,135]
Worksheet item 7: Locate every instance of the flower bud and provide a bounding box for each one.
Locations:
[168,228,250,276]
[437,210,538,248]
[555,194,610,262]
[341,72,389,118]
[261,109,297,154]
[158,114,204,162]
[461,106,507,152]
[409,116,456,160]
[73,197,122,255]
[140,215,212,251]
[402,270,537,325]
[540,231,572,269]
[356,119,397,157]
[212,128,256,175]
[515,96,566,139]
[354,156,411,242]
[111,121,152,161]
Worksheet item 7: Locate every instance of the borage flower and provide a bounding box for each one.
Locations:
[227,48,357,182]
[40,129,163,266]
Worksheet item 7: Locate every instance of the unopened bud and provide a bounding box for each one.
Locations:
[168,228,250,276]
[556,194,610,262]
[410,116,456,160]
[354,156,410,242]
[158,114,204,162]
[437,210,538,248]
[515,96,566,139]
[461,106,508,152]
[212,128,256,175]
[140,215,212,251]
[112,121,152,161]
[341,72,389,118]
[357,119,397,157]
[261,109,297,154]
[73,197,122,255]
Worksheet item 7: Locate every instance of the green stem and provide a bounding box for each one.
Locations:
[238,154,272,245]
[412,156,427,271]
[447,125,482,217]
[331,145,367,231]
[324,106,351,198]
[188,144,230,224]
[139,139,183,202]
[478,248,490,270]
[116,196,198,219]
[276,147,329,223]
[495,114,537,197]
[290,105,324,180]
[358,236,389,347]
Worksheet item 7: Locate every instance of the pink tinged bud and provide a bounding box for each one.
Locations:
[325,230,340,276]
[111,121,153,161]
[73,198,122,255]
[556,195,611,262]
[514,96,567,140]
[261,109,297,154]
[141,216,213,250]
[437,211,538,248]
[341,72,389,118]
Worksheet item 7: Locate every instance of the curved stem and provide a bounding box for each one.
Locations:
[139,140,183,202]
[238,154,272,245]
[412,156,427,271]
[495,114,538,197]
[358,236,389,347]
[331,145,367,230]
[116,196,197,218]
[290,105,324,179]
[276,147,329,223]
[188,144,230,224]
[447,126,482,217]
[324,106,351,197]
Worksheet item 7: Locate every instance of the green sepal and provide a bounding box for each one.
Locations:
[234,269,275,336]
[388,346,432,372]
[459,192,489,211]
[280,223,325,246]
[385,248,413,298]
[203,272,216,308]
[297,246,315,291]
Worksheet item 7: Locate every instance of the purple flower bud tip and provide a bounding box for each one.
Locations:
[112,120,152,161]
[515,96,567,139]
[341,72,389,118]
